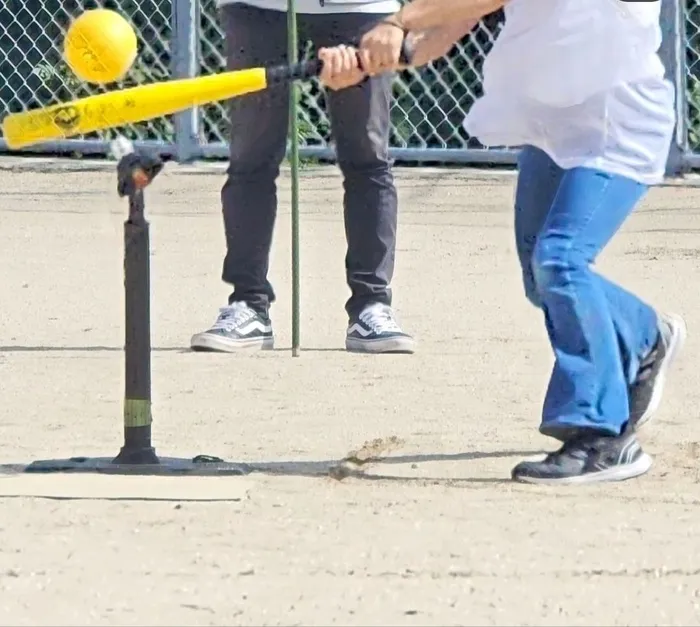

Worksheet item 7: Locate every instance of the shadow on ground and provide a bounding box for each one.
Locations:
[0,448,539,501]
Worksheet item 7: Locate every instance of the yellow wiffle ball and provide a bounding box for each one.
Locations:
[64,9,138,84]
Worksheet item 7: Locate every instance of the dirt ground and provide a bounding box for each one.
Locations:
[1,157,700,626]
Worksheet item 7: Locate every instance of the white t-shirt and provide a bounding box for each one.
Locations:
[216,0,399,14]
[464,0,675,184]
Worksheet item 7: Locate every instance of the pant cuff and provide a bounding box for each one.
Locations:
[539,421,622,441]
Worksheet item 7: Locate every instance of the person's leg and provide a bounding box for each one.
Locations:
[512,166,658,484]
[221,4,289,312]
[307,14,414,354]
[515,147,685,427]
[191,4,288,352]
[514,146,565,308]
[535,169,656,437]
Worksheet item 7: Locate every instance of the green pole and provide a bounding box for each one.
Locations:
[287,0,301,357]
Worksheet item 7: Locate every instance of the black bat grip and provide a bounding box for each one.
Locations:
[264,37,415,85]
[265,59,322,84]
[398,37,416,65]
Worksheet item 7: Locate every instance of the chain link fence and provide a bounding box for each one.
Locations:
[0,0,175,154]
[0,0,511,162]
[685,0,700,156]
[195,0,508,162]
[0,0,696,169]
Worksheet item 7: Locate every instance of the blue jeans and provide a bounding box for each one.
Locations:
[515,146,659,439]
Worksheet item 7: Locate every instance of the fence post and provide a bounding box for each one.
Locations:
[171,0,200,162]
[660,0,688,177]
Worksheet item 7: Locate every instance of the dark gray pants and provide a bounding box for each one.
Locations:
[220,4,397,318]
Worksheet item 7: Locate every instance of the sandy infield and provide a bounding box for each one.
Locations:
[1,157,699,626]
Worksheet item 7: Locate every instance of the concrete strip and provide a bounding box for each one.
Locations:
[0,473,254,501]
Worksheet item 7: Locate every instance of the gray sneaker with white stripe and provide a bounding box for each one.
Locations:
[190,301,274,352]
[629,312,687,428]
[511,430,652,485]
[346,303,415,354]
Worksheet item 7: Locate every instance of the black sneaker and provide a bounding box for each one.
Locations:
[190,301,274,352]
[629,312,686,427]
[511,430,652,485]
[346,303,416,354]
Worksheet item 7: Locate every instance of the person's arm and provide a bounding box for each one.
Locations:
[355,0,506,75]
[402,21,478,67]
[394,0,506,32]
[318,21,477,91]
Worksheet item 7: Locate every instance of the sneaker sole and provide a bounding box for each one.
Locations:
[513,453,653,485]
[636,312,687,428]
[190,333,274,353]
[345,336,416,354]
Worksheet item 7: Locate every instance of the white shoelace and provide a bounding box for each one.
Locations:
[359,304,402,334]
[210,302,256,333]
